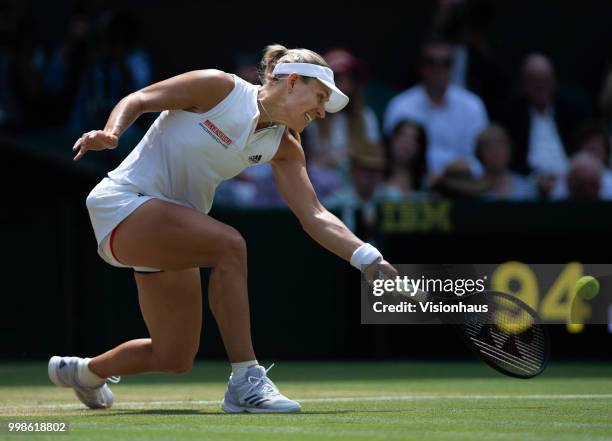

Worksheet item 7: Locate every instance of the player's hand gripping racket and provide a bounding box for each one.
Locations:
[363,258,399,286]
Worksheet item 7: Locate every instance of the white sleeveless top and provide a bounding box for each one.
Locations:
[107,74,285,214]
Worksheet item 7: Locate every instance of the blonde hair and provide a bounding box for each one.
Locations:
[258,44,329,84]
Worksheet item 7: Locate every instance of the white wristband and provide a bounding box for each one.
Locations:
[350,243,383,270]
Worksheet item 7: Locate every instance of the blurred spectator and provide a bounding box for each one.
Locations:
[475,125,537,200]
[430,0,510,117]
[565,153,602,200]
[304,48,383,176]
[430,159,489,199]
[349,151,385,205]
[374,120,428,200]
[69,10,152,132]
[571,120,611,167]
[500,53,589,182]
[214,170,261,206]
[215,160,344,209]
[383,36,488,178]
[324,138,385,233]
[551,121,612,200]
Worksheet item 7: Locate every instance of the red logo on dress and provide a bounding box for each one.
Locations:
[202,119,233,147]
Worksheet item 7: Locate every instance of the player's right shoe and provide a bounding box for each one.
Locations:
[221,364,301,413]
[48,356,119,409]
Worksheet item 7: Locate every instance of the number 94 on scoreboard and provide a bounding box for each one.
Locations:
[482,262,610,333]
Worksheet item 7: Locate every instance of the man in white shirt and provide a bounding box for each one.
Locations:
[383,37,489,177]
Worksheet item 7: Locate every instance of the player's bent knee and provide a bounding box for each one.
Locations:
[225,230,247,256]
[215,231,247,267]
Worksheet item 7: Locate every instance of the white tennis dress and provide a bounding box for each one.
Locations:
[86,74,286,271]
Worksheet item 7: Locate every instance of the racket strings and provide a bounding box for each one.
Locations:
[461,296,548,377]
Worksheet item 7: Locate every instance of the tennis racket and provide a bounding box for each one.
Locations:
[396,287,550,379]
[435,290,550,378]
[370,264,550,378]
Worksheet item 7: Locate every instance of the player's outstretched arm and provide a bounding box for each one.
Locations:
[271,131,397,282]
[71,69,234,161]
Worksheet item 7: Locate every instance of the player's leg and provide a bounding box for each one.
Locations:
[48,268,203,409]
[108,198,256,363]
[49,198,253,408]
[50,198,298,412]
[88,268,203,377]
[107,198,298,412]
[107,199,299,412]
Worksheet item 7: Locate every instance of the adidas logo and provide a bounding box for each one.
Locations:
[248,154,262,164]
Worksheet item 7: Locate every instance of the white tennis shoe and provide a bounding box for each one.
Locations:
[48,356,119,409]
[221,364,301,413]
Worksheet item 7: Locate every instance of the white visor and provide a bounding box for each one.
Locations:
[272,62,349,113]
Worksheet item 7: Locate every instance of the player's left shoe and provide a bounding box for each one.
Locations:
[48,356,120,409]
[221,364,301,413]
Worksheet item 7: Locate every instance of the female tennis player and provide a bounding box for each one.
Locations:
[48,44,397,413]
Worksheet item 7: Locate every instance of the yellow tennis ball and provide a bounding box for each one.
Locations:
[575,276,600,300]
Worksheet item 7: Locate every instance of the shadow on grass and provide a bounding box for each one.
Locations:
[95,408,356,416]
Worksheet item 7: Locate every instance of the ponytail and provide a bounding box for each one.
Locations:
[259,44,289,84]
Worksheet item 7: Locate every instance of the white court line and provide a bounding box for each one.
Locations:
[1,394,611,411]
